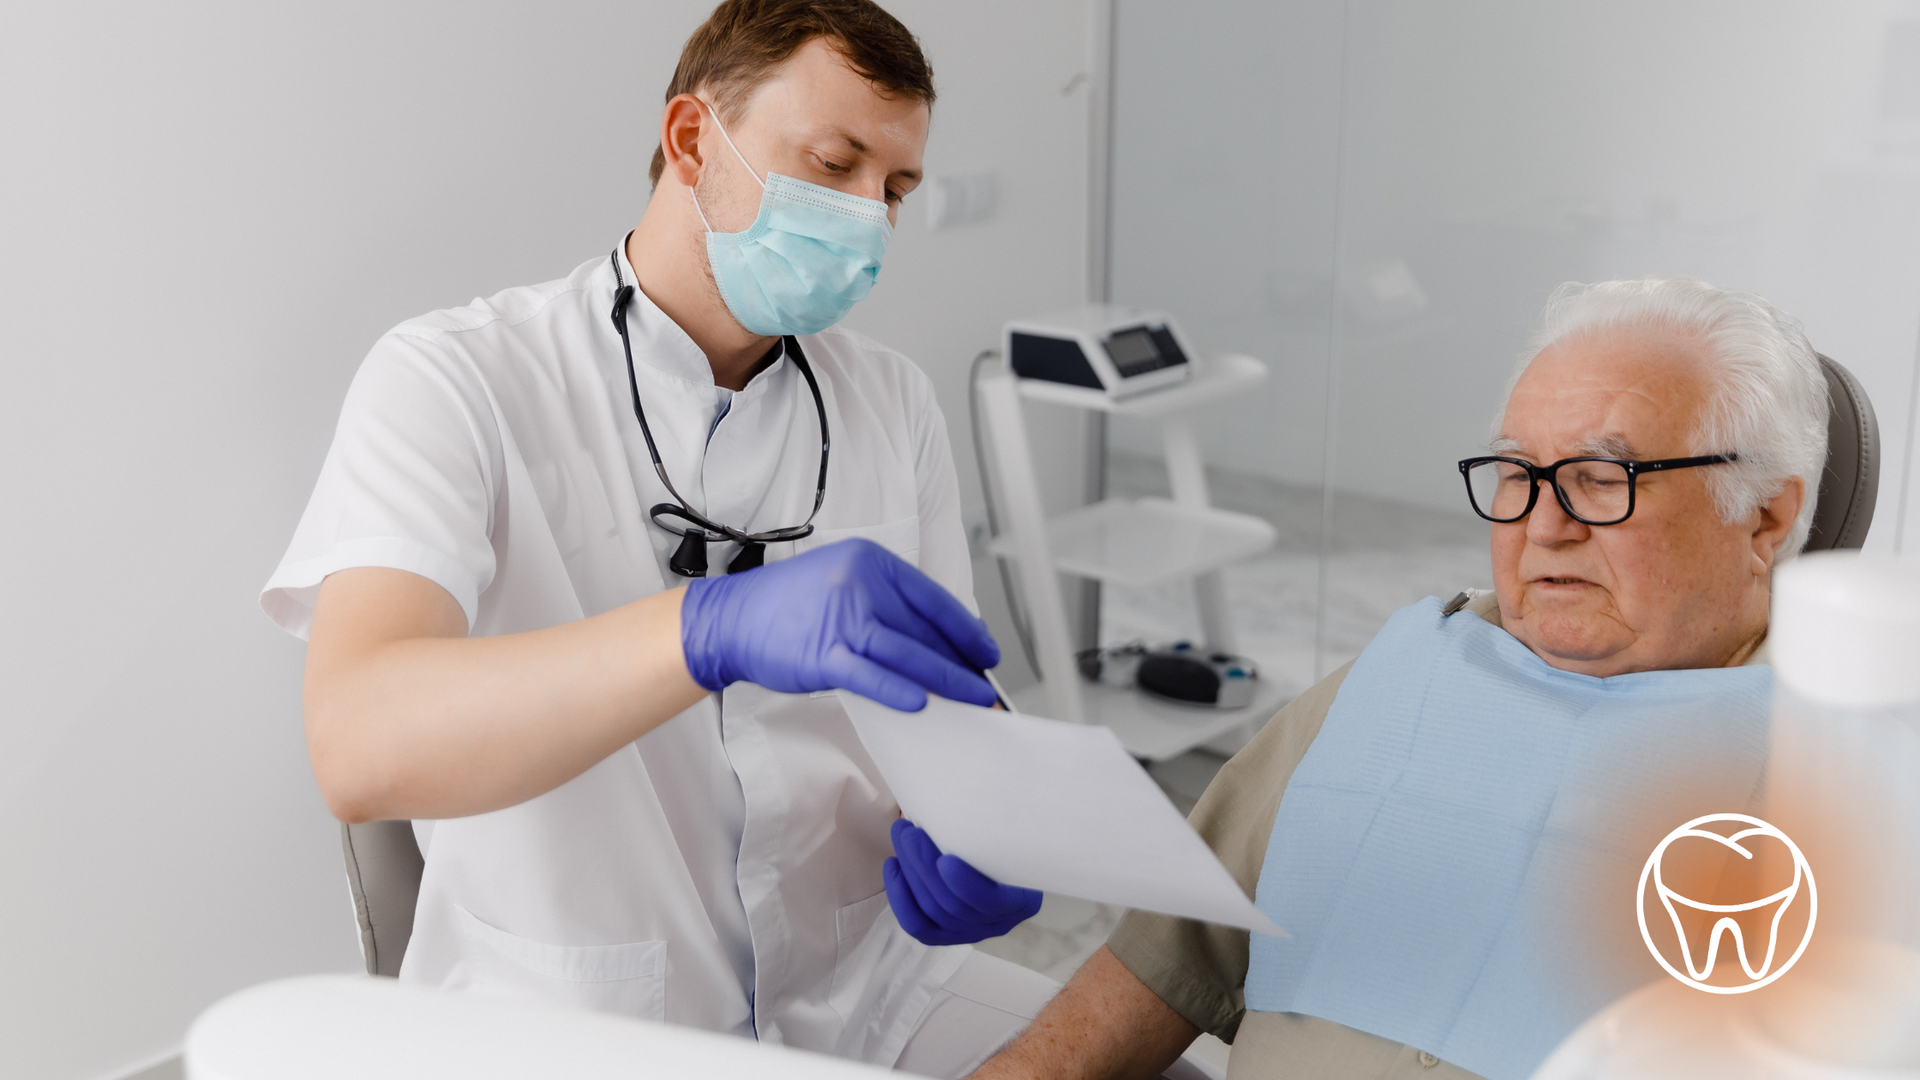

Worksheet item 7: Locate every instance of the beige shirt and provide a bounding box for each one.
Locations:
[1107,593,1769,1080]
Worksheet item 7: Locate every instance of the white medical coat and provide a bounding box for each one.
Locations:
[261,246,975,1064]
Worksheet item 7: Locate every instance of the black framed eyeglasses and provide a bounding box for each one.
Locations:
[1457,453,1737,526]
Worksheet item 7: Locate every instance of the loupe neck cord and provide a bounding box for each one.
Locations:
[609,247,830,547]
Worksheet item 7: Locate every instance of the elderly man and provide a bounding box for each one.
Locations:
[969,277,1828,1080]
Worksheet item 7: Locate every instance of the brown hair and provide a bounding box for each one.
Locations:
[649,0,936,186]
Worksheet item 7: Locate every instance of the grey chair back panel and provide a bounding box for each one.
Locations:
[342,820,424,977]
[1804,353,1879,552]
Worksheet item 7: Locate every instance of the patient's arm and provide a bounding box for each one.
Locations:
[975,661,1362,1080]
[969,946,1200,1080]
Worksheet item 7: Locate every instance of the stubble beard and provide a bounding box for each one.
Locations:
[686,179,727,316]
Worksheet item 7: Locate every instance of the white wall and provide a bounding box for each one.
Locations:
[846,1,1094,518]
[0,2,1091,1076]
[1110,0,1920,552]
[1327,0,1920,543]
[843,0,1101,675]
[1108,0,1345,490]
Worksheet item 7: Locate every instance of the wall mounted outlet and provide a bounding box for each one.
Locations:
[926,172,997,231]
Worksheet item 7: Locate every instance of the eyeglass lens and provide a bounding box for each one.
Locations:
[1466,459,1633,523]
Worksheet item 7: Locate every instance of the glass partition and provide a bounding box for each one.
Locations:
[1104,0,1920,693]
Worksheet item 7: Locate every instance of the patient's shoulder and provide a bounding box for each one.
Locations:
[1105,661,1360,1038]
[1246,664,1351,771]
[1191,662,1356,851]
[1217,584,1494,800]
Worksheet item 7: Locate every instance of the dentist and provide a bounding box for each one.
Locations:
[261,2,1046,1074]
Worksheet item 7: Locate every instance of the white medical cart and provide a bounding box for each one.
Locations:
[974,351,1288,761]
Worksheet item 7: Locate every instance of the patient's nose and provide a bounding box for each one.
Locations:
[1528,479,1591,545]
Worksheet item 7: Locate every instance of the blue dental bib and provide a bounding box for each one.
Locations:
[1244,597,1772,1079]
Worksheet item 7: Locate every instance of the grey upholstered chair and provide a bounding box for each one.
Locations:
[1802,354,1879,551]
[342,818,423,977]
[338,352,1881,978]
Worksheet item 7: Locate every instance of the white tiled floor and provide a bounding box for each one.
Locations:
[979,453,1492,1053]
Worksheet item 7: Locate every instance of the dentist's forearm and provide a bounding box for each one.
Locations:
[303,567,705,823]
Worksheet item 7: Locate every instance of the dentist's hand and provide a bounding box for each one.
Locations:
[679,538,1000,711]
[884,818,1043,946]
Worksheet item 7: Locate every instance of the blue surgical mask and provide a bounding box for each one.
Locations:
[689,105,893,337]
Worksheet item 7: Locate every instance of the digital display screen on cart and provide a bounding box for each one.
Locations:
[1104,325,1189,378]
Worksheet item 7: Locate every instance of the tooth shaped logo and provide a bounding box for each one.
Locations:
[1637,813,1817,994]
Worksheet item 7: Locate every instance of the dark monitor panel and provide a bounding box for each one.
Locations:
[1009,331,1103,389]
[1103,324,1190,378]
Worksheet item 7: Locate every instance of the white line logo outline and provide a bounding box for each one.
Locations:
[1636,812,1817,995]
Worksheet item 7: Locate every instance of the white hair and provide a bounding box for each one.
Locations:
[1507,276,1829,557]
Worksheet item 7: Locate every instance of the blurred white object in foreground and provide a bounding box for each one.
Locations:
[1770,551,1920,706]
[1534,553,1920,1079]
[186,975,891,1080]
[1532,946,1920,1080]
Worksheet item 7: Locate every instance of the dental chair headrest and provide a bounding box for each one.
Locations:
[1802,353,1879,552]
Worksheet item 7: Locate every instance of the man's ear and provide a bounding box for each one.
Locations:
[658,94,711,190]
[1754,474,1807,572]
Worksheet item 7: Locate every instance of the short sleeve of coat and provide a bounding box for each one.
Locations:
[260,330,503,639]
[1105,660,1355,1042]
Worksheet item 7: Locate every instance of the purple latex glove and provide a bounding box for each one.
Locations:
[884,818,1043,946]
[680,538,999,711]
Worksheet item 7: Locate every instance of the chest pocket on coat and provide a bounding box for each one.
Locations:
[449,906,667,1022]
[794,516,920,568]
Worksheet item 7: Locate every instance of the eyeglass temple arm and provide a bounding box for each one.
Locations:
[1631,453,1738,473]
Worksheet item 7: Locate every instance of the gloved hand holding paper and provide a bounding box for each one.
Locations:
[840,692,1285,936]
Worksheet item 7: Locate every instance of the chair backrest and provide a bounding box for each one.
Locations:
[342,820,424,977]
[1803,354,1879,552]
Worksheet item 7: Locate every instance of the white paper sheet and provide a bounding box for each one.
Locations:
[841,692,1286,936]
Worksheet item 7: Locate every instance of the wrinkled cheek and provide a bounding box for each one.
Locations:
[1489,526,1525,575]
[1626,539,1716,621]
